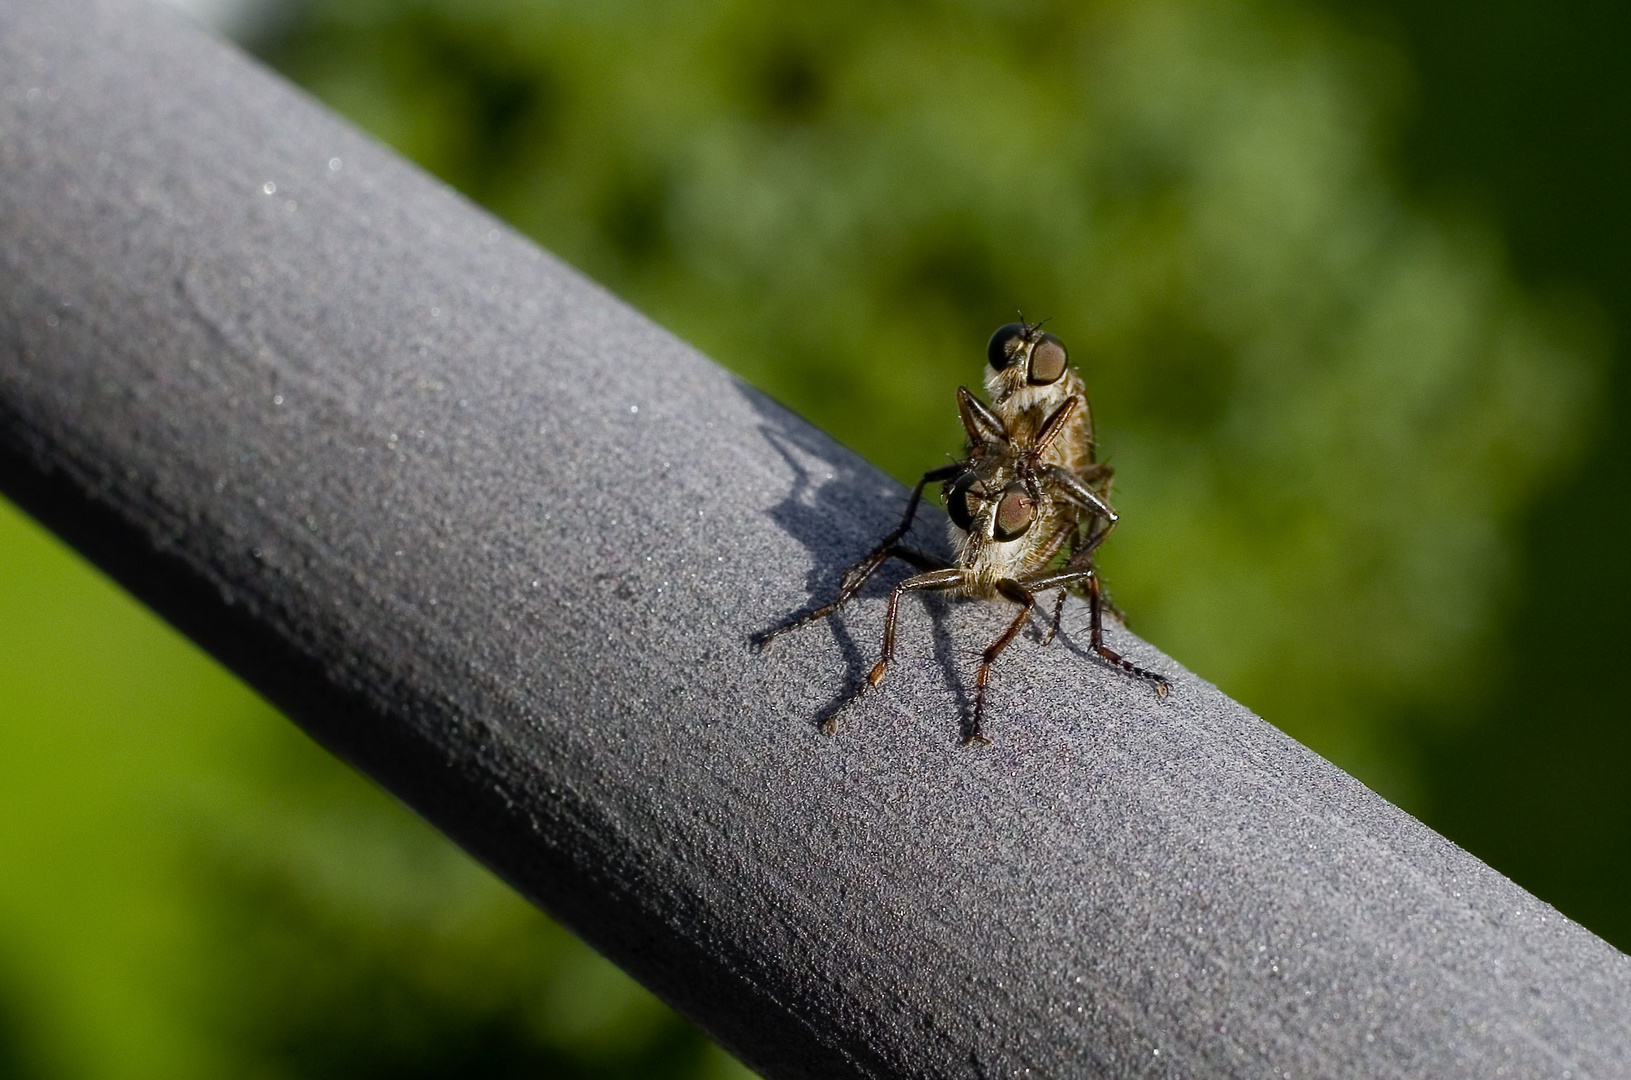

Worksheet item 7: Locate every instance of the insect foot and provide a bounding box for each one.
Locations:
[756,321,1168,742]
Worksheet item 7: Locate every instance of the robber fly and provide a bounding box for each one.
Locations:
[985,319,1120,642]
[756,322,1168,744]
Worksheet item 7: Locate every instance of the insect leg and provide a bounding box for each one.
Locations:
[1070,514,1130,624]
[1043,586,1070,647]
[1035,466,1121,645]
[1040,530,1082,647]
[867,568,966,687]
[964,578,1039,746]
[1086,571,1168,695]
[1021,564,1164,691]
[1011,519,1074,648]
[754,463,962,649]
[893,545,953,572]
[1042,464,1118,558]
[824,567,964,734]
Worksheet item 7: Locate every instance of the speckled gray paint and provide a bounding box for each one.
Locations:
[1,1,1627,1077]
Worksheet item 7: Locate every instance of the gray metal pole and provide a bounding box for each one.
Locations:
[2,0,1627,1076]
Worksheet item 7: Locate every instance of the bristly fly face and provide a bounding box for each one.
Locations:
[943,387,1077,596]
[986,320,1096,479]
[986,320,1073,402]
[754,322,1168,745]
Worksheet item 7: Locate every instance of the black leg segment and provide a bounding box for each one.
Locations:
[964,578,1038,746]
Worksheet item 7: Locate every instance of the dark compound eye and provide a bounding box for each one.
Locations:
[993,482,1035,541]
[986,323,1028,371]
[1028,333,1068,385]
[947,473,988,532]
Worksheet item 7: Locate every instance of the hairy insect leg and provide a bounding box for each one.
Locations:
[1042,586,1070,647]
[753,464,961,650]
[1029,463,1121,646]
[1086,572,1168,695]
[824,567,965,734]
[1058,522,1128,628]
[1096,580,1129,627]
[1021,563,1165,693]
[891,546,949,572]
[964,578,1039,746]
[1042,464,1118,551]
[1040,530,1087,647]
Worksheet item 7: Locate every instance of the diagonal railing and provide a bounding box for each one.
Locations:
[2,0,1629,1076]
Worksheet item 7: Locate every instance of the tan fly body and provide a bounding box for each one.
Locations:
[756,322,1167,744]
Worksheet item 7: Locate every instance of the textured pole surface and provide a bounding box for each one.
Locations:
[2,1,1629,1077]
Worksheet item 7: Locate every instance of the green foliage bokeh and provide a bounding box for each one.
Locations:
[0,508,751,1078]
[2,0,1625,1076]
[269,0,1596,790]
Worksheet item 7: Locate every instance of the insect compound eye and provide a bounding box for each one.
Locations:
[947,473,988,532]
[992,482,1035,542]
[986,323,1029,371]
[1028,333,1069,385]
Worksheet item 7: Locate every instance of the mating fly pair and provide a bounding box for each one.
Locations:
[757,321,1169,744]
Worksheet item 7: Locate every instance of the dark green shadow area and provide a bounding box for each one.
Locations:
[1335,0,1631,948]
[0,971,52,1080]
[0,496,748,1080]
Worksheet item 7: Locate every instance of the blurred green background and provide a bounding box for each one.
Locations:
[2,0,1628,1075]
